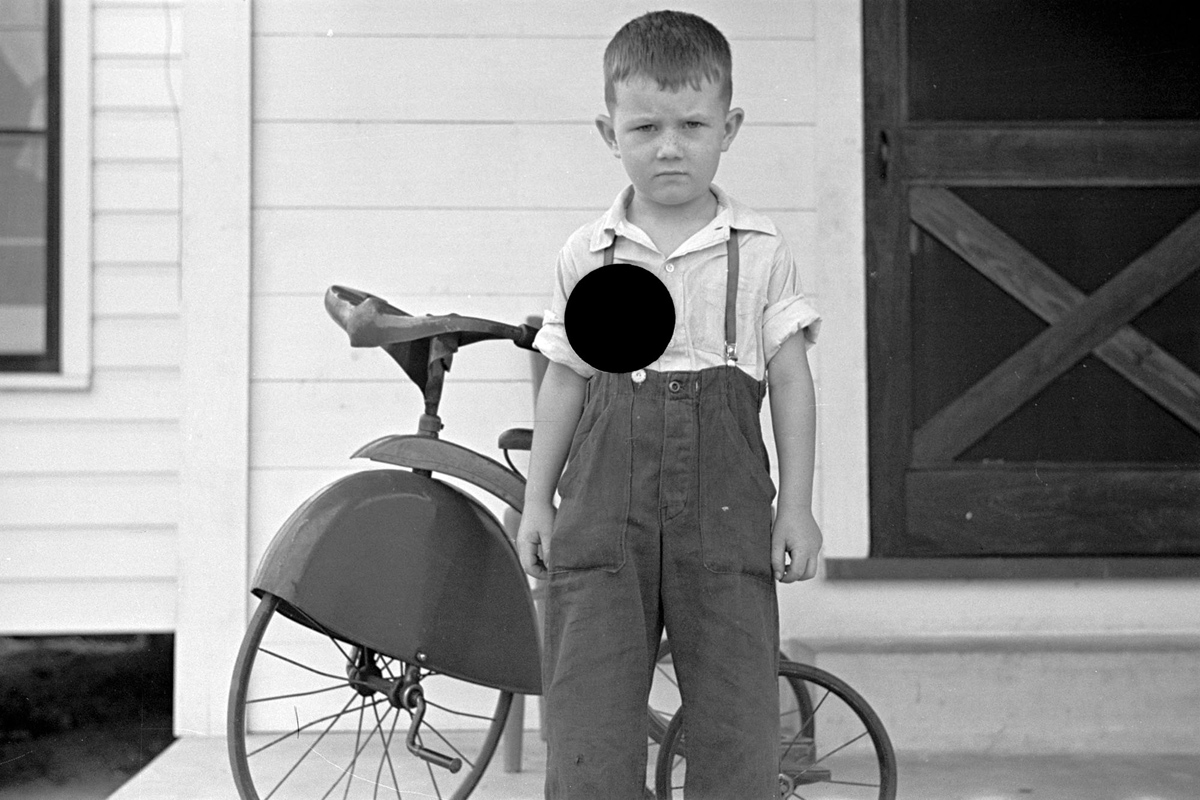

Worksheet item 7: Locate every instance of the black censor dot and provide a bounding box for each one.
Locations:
[565,264,675,373]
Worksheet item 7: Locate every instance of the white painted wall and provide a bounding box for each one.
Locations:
[0,0,182,635]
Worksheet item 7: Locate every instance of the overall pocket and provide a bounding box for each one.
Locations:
[549,393,631,572]
[698,398,776,581]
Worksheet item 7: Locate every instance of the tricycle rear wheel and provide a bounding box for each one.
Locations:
[228,592,512,800]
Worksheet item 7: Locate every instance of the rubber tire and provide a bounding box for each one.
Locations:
[654,658,897,800]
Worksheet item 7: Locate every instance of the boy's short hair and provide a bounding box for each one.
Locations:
[603,10,732,109]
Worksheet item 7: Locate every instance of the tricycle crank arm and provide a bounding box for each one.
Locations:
[403,690,463,773]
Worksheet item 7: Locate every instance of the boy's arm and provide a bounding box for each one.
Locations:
[517,360,588,578]
[766,332,822,582]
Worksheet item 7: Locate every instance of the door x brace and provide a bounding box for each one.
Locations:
[908,186,1200,464]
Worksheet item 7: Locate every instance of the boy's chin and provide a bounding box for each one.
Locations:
[634,184,710,209]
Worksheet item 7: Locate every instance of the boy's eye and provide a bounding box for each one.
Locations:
[686,121,704,128]
[634,124,655,132]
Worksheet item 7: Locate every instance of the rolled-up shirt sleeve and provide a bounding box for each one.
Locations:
[532,246,598,380]
[761,239,821,365]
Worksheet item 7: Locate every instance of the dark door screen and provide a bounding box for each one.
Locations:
[864,0,1200,556]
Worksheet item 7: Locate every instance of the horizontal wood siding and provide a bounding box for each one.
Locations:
[0,1,182,635]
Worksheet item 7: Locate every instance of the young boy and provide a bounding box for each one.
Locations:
[517,10,822,799]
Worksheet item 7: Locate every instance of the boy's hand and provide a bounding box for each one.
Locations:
[771,506,822,582]
[516,500,555,580]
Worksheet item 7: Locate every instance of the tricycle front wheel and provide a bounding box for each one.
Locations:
[228,593,512,800]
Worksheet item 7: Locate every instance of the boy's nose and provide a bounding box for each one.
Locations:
[656,135,683,158]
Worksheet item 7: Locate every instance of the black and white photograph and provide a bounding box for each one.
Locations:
[1,1,1198,798]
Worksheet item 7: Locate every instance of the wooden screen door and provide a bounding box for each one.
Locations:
[864,0,1200,556]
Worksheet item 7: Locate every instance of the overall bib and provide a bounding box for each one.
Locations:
[543,232,781,799]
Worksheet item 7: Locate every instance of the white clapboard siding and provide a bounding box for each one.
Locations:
[94,3,182,58]
[253,209,817,297]
[0,421,179,473]
[0,581,176,634]
[252,294,547,382]
[94,317,180,369]
[95,60,182,109]
[94,213,180,263]
[95,264,180,316]
[256,38,813,125]
[2,0,184,638]
[250,380,532,469]
[255,208,599,297]
[255,123,814,211]
[0,474,178,527]
[0,527,176,580]
[95,110,180,160]
[0,370,179,421]
[254,0,814,39]
[95,161,180,212]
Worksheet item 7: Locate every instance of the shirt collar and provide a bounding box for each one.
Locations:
[590,184,777,253]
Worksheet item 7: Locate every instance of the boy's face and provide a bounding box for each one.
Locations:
[596,75,743,217]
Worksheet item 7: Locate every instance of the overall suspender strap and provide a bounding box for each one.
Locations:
[601,229,740,365]
[725,229,739,365]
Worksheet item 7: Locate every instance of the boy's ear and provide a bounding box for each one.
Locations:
[595,114,620,158]
[721,106,745,152]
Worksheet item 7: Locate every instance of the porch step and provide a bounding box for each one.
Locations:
[791,634,1200,754]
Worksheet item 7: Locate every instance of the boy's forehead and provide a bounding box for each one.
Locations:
[609,74,729,115]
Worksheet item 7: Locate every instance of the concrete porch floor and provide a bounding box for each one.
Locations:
[108,734,1200,800]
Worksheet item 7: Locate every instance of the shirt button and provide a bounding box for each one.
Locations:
[632,369,646,384]
[664,262,675,273]
[668,380,681,392]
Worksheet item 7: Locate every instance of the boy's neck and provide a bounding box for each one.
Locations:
[626,188,719,257]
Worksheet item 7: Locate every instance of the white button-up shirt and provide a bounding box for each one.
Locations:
[534,185,821,381]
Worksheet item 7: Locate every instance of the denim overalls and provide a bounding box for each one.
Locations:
[543,231,781,799]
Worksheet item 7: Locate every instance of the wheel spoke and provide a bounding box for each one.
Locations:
[248,682,348,705]
[258,647,371,691]
[790,730,872,788]
[338,701,367,800]
[288,604,359,667]
[250,696,387,758]
[317,699,392,800]
[796,687,830,732]
[423,697,499,723]
[261,694,357,800]
[369,703,402,800]
[655,662,679,688]
[820,777,883,788]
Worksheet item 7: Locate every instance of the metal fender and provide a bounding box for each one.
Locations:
[252,468,541,695]
[353,434,525,515]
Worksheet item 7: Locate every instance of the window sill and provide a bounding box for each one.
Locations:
[0,372,91,391]
[825,557,1200,580]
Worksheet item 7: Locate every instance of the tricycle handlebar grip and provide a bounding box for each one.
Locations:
[513,323,540,351]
